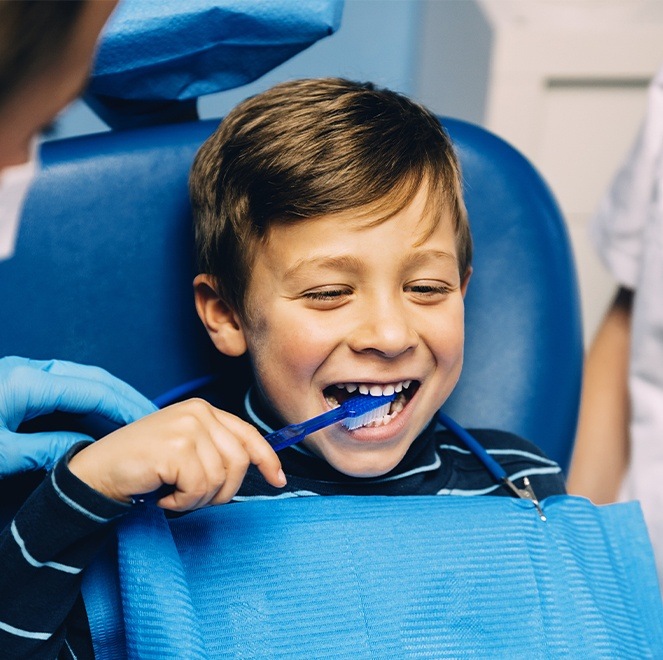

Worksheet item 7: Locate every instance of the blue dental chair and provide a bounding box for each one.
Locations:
[6,4,663,654]
[0,114,582,471]
[10,117,659,658]
[0,0,582,482]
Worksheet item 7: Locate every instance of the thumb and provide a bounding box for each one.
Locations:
[0,430,92,477]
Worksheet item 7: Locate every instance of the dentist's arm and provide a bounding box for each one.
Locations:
[567,287,632,503]
[0,356,157,477]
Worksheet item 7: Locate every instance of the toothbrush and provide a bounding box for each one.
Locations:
[265,393,396,451]
[132,393,395,503]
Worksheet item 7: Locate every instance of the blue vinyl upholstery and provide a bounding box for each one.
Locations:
[0,117,582,470]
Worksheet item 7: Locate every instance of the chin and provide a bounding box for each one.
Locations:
[342,465,396,478]
[323,447,408,479]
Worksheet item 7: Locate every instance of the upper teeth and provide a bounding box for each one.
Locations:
[337,380,412,396]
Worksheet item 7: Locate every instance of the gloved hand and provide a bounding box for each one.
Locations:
[0,356,157,477]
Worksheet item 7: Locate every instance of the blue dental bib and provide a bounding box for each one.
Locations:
[83,495,663,658]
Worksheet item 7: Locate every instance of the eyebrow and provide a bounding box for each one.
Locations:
[405,249,458,269]
[283,250,458,282]
[283,255,364,281]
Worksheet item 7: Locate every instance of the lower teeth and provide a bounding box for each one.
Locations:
[362,395,407,428]
[326,389,411,429]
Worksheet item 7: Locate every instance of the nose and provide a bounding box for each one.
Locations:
[346,297,418,358]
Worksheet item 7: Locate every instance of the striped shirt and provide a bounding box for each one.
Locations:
[0,385,565,658]
[234,387,565,501]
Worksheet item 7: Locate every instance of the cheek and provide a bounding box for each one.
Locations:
[245,312,336,387]
[429,306,466,366]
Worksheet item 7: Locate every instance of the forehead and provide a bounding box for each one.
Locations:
[257,185,457,272]
[265,179,451,249]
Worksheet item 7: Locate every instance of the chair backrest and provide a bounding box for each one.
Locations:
[0,117,582,470]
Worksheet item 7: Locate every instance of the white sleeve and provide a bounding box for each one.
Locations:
[590,65,663,289]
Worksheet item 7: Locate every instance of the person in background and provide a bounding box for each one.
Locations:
[568,64,663,588]
[0,1,157,479]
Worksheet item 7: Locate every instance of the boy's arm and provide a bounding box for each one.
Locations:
[567,287,633,503]
[0,442,129,658]
[0,398,285,657]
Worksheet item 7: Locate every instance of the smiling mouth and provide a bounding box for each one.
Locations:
[323,380,420,428]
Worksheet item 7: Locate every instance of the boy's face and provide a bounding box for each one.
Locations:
[216,184,469,477]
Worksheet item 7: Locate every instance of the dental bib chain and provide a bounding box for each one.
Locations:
[437,411,547,521]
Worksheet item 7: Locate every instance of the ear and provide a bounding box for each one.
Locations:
[193,274,248,357]
[460,267,472,298]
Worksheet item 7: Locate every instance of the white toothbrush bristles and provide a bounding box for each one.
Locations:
[342,400,392,430]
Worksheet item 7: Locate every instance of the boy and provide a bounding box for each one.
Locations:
[0,78,565,658]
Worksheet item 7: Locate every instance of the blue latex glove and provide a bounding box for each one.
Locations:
[0,356,157,477]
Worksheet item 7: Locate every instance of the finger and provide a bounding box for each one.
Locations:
[157,451,219,512]
[11,368,156,427]
[156,400,264,505]
[166,400,251,505]
[207,437,251,505]
[173,428,231,509]
[0,430,91,476]
[208,409,286,488]
[42,361,157,421]
[2,357,155,421]
[38,359,155,411]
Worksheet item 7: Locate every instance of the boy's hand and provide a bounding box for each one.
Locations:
[68,399,286,511]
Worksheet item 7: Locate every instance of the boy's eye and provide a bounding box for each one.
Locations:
[405,282,453,300]
[301,287,353,305]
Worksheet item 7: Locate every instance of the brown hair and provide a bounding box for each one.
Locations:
[190,78,472,318]
[0,0,86,110]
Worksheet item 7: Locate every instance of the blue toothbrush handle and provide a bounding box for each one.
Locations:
[265,393,396,452]
[134,395,395,503]
[266,406,348,451]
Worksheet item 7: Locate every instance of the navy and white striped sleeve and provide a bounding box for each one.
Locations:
[0,442,130,659]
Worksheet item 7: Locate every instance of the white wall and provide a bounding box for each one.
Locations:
[416,0,663,344]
